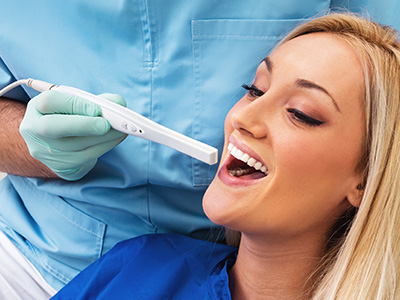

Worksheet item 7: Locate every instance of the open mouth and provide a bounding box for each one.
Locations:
[226,143,269,179]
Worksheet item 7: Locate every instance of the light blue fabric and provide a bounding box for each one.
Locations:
[0,0,397,291]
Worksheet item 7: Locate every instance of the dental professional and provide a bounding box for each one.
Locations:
[0,1,398,299]
[52,13,400,300]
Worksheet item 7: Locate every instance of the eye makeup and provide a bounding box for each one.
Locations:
[242,83,264,98]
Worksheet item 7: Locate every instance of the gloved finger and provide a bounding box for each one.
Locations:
[54,159,98,181]
[34,114,111,138]
[39,135,126,169]
[19,111,111,144]
[72,135,127,161]
[42,129,126,151]
[98,93,127,107]
[33,90,102,116]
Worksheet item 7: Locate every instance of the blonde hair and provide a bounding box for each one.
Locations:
[277,13,400,299]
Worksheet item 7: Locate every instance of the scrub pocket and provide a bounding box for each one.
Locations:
[191,18,307,186]
[0,176,106,288]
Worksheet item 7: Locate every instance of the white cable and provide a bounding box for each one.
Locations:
[0,79,29,97]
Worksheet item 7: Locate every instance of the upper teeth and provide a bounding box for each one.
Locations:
[228,143,269,175]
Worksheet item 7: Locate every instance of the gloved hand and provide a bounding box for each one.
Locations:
[20,90,127,181]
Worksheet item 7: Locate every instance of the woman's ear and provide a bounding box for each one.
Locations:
[346,182,364,208]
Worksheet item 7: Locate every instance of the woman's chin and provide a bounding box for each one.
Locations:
[202,180,239,228]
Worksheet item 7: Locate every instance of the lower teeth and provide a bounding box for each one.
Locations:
[228,168,252,177]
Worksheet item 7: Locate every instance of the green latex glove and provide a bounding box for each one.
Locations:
[20,90,127,181]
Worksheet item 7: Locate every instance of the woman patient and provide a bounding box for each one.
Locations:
[52,13,400,300]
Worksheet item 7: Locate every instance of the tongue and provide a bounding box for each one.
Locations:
[228,167,266,180]
[241,171,266,180]
[227,156,267,180]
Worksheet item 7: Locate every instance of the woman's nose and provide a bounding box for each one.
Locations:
[230,99,268,139]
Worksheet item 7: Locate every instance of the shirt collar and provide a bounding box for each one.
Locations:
[208,252,237,299]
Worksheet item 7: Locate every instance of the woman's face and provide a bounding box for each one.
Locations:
[203,33,365,241]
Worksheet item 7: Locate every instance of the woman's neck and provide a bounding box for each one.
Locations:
[228,233,324,300]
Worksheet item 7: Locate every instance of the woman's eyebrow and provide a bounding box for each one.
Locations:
[262,56,340,112]
[296,79,341,112]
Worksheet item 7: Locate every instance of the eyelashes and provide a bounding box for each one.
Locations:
[287,108,324,127]
[242,83,264,97]
[241,83,324,127]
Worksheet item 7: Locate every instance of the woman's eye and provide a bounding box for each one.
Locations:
[287,108,324,127]
[242,83,264,98]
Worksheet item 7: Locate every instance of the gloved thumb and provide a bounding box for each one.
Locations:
[97,93,127,107]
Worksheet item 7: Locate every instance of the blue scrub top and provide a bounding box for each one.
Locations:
[0,0,398,290]
[51,234,238,300]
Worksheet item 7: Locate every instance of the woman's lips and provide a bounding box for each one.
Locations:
[227,143,268,175]
[217,137,269,186]
[228,135,268,167]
